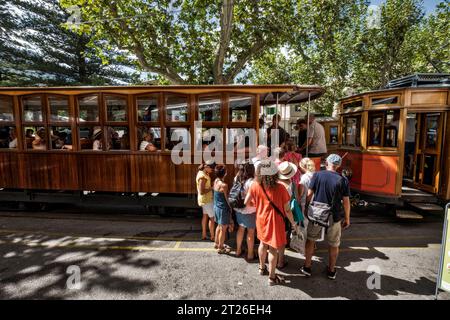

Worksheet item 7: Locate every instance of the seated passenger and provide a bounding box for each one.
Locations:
[9,127,17,149]
[140,132,157,152]
[32,128,46,150]
[92,128,103,151]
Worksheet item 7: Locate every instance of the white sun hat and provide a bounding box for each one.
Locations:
[278,161,298,180]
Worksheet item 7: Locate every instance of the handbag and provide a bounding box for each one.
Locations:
[290,183,304,223]
[289,229,306,255]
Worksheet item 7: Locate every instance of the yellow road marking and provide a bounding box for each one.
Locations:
[174,241,182,249]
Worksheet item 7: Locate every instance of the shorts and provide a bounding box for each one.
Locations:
[235,212,256,229]
[201,202,214,218]
[307,221,342,247]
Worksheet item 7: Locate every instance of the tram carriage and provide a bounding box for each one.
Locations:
[337,74,450,207]
[0,84,323,208]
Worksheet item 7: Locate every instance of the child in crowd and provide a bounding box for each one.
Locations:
[196,161,216,242]
[213,165,233,254]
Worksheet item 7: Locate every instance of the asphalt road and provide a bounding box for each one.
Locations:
[0,203,449,300]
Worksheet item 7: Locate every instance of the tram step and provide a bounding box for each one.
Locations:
[395,210,424,220]
[407,202,444,213]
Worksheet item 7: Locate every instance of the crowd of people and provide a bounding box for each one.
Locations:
[195,114,351,286]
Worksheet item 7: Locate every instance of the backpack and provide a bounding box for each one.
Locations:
[228,179,245,209]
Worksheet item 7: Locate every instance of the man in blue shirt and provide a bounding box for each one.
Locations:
[301,154,351,280]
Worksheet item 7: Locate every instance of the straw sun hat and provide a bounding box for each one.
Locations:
[278,161,298,180]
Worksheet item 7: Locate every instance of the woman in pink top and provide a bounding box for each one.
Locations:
[283,138,302,186]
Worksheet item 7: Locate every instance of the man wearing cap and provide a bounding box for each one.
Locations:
[301,154,351,280]
[300,114,327,158]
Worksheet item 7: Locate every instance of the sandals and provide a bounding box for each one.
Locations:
[268,274,285,286]
[258,265,268,275]
[217,247,231,254]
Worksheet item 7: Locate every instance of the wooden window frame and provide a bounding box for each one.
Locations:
[196,93,224,128]
[226,92,256,128]
[0,95,18,152]
[341,114,362,149]
[164,92,191,126]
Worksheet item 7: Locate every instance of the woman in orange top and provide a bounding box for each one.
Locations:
[245,159,298,286]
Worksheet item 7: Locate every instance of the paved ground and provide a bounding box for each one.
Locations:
[0,203,449,300]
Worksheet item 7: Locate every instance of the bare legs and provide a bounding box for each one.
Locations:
[208,217,215,241]
[277,245,286,268]
[217,224,228,250]
[236,226,255,259]
[201,214,208,240]
[267,246,278,280]
[236,226,245,256]
[304,239,339,272]
[328,246,339,272]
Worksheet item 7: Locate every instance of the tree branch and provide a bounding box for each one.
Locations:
[224,40,266,84]
[213,0,234,84]
[107,2,186,84]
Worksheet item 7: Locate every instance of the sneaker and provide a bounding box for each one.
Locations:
[300,266,312,277]
[327,267,337,280]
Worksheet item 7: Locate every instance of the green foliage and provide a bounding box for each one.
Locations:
[251,0,449,114]
[0,0,138,86]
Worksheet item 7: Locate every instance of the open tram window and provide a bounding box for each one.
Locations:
[137,95,159,122]
[0,96,14,122]
[165,94,188,122]
[229,94,252,123]
[137,126,161,151]
[195,127,223,152]
[78,95,99,122]
[106,126,129,150]
[49,96,70,122]
[106,95,127,122]
[368,114,383,146]
[198,94,221,122]
[23,126,47,150]
[165,127,190,151]
[0,126,17,149]
[384,110,399,148]
[79,126,100,150]
[50,126,72,150]
[226,128,255,153]
[342,116,361,147]
[22,96,43,122]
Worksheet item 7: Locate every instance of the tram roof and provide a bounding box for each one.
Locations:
[0,84,324,105]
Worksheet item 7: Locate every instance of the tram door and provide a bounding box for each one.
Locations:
[413,113,444,193]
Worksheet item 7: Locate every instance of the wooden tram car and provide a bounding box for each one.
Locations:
[0,85,323,208]
[337,74,450,206]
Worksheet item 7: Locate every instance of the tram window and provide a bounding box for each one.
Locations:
[425,114,440,150]
[106,95,127,122]
[342,116,361,147]
[226,128,255,152]
[106,126,129,150]
[0,96,14,122]
[165,127,190,151]
[50,126,72,150]
[49,96,70,122]
[329,126,338,144]
[78,95,99,122]
[198,95,221,122]
[423,155,436,186]
[137,127,161,151]
[166,94,188,122]
[229,94,252,122]
[343,100,363,109]
[195,127,223,151]
[367,110,400,148]
[368,115,383,146]
[79,127,98,150]
[23,96,43,122]
[372,96,399,106]
[137,95,159,122]
[0,126,17,149]
[24,126,47,150]
[384,110,399,148]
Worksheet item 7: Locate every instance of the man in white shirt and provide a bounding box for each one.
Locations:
[300,114,327,158]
